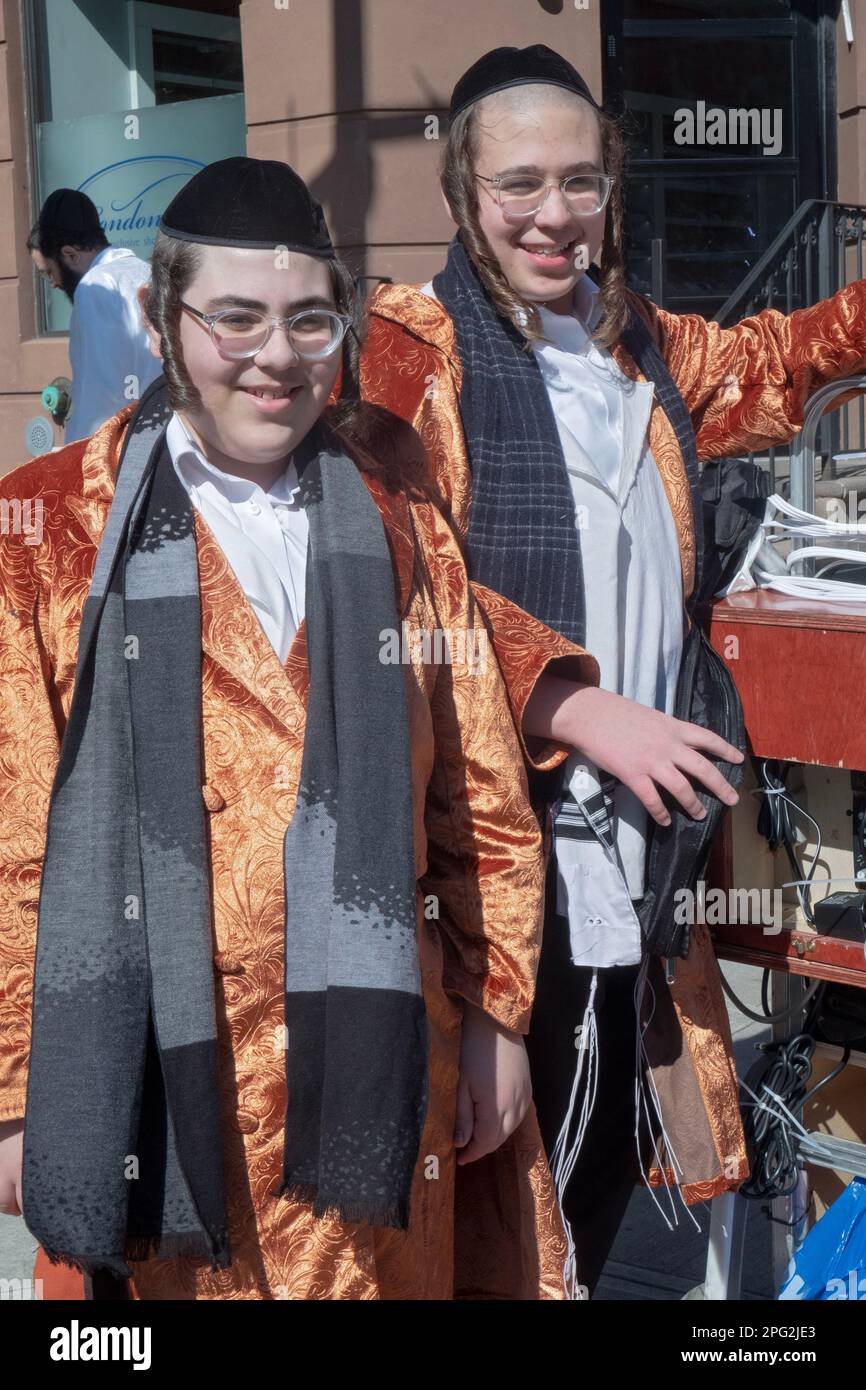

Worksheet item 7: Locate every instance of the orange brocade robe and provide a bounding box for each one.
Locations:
[360,275,866,1206]
[0,408,594,1300]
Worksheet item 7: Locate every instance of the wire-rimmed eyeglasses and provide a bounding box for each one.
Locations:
[179,301,353,361]
[477,172,614,219]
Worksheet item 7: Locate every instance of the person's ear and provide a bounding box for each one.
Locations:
[136,283,163,360]
[59,244,80,268]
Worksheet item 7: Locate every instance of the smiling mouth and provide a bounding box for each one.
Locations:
[242,385,300,400]
[518,239,577,258]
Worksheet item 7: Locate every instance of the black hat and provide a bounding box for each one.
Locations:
[159,156,335,257]
[449,44,600,122]
[37,188,102,238]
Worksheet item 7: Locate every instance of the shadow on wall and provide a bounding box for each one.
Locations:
[304,0,451,283]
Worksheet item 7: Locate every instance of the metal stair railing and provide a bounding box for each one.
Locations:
[712,201,866,495]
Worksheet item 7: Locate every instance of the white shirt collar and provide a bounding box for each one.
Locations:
[574,272,604,332]
[166,412,302,506]
[536,274,603,351]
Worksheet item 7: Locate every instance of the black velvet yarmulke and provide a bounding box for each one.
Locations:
[449,44,600,121]
[159,156,335,256]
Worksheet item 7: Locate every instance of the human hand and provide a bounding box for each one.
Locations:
[525,675,744,827]
[0,1118,24,1217]
[454,1003,532,1165]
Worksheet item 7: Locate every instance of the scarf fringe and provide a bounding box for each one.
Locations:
[272,1178,410,1231]
[35,1246,133,1281]
[124,1229,232,1270]
[36,1228,231,1280]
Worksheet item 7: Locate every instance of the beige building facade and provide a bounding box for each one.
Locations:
[0,0,861,471]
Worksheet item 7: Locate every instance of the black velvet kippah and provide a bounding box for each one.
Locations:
[449,44,599,121]
[159,156,335,257]
[38,188,103,237]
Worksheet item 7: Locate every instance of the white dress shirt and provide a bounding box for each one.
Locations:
[66,246,163,443]
[166,413,308,662]
[420,273,686,964]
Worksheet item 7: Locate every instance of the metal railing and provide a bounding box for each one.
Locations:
[713,201,866,494]
[788,376,866,577]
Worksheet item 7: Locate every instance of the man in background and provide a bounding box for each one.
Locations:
[27,189,161,442]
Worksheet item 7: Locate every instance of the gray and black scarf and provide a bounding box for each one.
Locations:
[22,377,427,1279]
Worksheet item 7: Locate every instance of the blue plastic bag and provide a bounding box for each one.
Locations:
[779,1176,866,1300]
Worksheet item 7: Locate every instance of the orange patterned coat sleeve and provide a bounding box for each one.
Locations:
[642,278,866,456]
[0,461,64,1122]
[470,581,599,774]
[407,498,552,1034]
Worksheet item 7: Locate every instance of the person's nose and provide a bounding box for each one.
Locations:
[533,185,578,236]
[251,322,302,374]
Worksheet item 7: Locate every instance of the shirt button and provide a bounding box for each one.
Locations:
[249,501,262,516]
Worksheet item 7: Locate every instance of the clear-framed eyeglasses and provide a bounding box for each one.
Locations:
[477,172,614,219]
[179,301,353,361]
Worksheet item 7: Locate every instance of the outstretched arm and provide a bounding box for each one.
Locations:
[645,279,866,458]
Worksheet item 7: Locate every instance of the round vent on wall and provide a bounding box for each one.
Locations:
[25,416,55,457]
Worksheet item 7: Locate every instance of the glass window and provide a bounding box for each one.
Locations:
[626,172,797,317]
[617,14,803,315]
[624,37,794,161]
[151,29,243,104]
[26,0,246,333]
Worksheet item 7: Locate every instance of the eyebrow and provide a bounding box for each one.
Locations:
[201,293,335,313]
[495,161,602,176]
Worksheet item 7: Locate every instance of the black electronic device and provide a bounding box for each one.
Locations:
[813,890,866,943]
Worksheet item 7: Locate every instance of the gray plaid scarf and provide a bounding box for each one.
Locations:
[23,378,427,1279]
[433,234,587,648]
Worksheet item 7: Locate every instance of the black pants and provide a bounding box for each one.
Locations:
[524,861,661,1298]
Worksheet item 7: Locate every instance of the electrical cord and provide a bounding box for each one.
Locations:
[724,759,855,1197]
[755,760,820,925]
[719,967,822,1025]
[717,759,827,1028]
[739,1027,852,1200]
